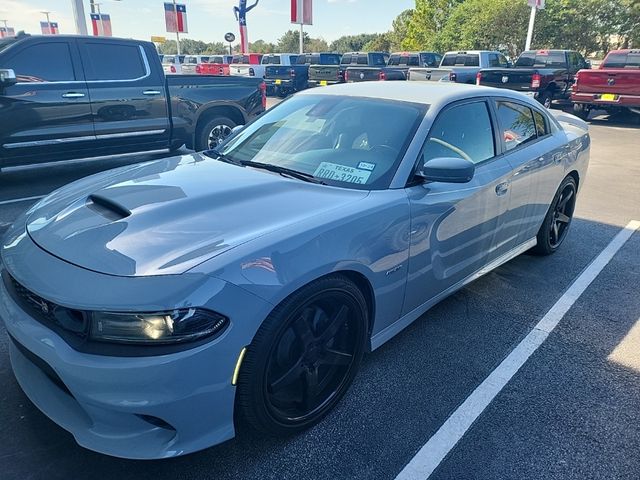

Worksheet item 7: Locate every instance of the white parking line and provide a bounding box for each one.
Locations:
[0,195,45,207]
[395,220,640,480]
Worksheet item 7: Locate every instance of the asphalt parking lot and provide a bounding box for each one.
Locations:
[0,102,639,480]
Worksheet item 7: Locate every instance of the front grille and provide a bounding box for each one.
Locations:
[2,270,88,338]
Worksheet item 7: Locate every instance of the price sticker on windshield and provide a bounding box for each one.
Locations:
[313,162,372,184]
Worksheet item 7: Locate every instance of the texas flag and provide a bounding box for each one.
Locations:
[40,21,59,35]
[164,3,188,33]
[291,0,313,25]
[91,13,112,36]
[0,27,15,38]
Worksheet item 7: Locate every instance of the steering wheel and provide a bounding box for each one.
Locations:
[427,137,472,162]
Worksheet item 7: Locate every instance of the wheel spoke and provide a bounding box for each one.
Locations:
[551,221,559,244]
[293,310,316,345]
[320,348,353,366]
[556,212,571,224]
[319,305,349,344]
[559,190,574,209]
[303,366,320,409]
[269,359,304,392]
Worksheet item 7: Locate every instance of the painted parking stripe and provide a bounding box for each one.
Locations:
[0,195,45,206]
[395,220,640,480]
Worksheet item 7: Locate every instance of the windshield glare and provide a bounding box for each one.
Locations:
[213,95,426,190]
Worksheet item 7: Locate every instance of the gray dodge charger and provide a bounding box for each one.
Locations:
[0,82,589,458]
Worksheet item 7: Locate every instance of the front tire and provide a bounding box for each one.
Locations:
[538,90,553,109]
[236,275,368,435]
[531,176,577,256]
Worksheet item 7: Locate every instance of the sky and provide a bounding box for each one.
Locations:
[2,0,415,44]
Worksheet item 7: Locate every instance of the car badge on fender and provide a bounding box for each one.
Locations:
[502,76,509,83]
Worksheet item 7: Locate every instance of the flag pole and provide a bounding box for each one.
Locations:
[299,2,304,54]
[173,0,181,56]
[525,5,536,51]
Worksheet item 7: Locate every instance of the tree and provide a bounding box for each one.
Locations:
[277,30,311,52]
[403,0,464,51]
[329,34,380,53]
[390,9,414,51]
[363,33,393,52]
[308,37,330,52]
[250,39,276,53]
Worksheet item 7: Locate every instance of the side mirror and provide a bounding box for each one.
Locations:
[0,69,17,88]
[418,157,475,183]
[584,60,592,69]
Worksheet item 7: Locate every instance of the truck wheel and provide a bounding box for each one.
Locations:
[538,91,553,109]
[196,116,237,151]
[572,103,590,121]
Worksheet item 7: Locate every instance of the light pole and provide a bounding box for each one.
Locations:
[70,0,88,34]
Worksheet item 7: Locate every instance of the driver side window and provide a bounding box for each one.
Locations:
[421,101,495,165]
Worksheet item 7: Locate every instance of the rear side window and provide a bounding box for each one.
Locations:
[603,52,640,69]
[496,101,537,151]
[441,54,480,67]
[356,54,368,65]
[341,54,352,64]
[533,110,549,137]
[369,53,387,66]
[84,43,146,81]
[7,42,75,82]
[423,101,495,164]
[488,54,500,67]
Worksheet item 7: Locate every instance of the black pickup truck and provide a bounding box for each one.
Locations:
[345,51,442,82]
[267,52,342,96]
[477,49,590,108]
[343,52,392,82]
[0,34,265,169]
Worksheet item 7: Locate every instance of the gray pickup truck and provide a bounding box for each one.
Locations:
[408,50,510,84]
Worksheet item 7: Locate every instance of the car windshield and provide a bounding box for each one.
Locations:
[209,95,427,190]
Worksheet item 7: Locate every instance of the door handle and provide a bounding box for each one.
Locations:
[62,92,85,98]
[143,90,162,95]
[495,182,510,196]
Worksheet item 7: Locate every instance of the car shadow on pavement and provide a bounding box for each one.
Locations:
[0,218,637,480]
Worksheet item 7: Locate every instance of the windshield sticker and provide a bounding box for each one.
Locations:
[313,162,372,184]
[358,162,376,171]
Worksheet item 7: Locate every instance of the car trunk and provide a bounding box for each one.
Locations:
[479,68,536,90]
[309,65,341,83]
[346,67,382,82]
[576,69,640,95]
[265,66,294,80]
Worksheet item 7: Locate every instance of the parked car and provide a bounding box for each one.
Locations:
[345,51,442,82]
[342,52,390,82]
[0,81,589,459]
[196,55,233,76]
[230,53,265,78]
[162,54,185,74]
[262,53,299,95]
[181,55,213,75]
[306,52,345,87]
[408,50,508,83]
[571,49,640,120]
[0,34,266,169]
[477,49,590,108]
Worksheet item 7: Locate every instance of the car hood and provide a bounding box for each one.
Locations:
[26,153,368,277]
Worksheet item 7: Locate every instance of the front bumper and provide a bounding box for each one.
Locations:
[0,228,272,459]
[571,92,640,108]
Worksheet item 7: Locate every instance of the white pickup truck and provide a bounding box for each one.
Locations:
[408,50,510,84]
[231,53,299,79]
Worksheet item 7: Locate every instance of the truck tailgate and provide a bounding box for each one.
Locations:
[265,66,293,79]
[576,69,640,95]
[346,67,381,82]
[230,65,253,77]
[407,68,452,82]
[478,68,534,90]
[309,65,341,82]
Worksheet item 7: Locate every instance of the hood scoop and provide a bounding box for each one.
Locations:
[86,193,131,222]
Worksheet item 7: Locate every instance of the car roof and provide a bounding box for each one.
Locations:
[297,81,525,106]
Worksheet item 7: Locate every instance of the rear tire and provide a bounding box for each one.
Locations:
[195,116,237,151]
[531,176,577,256]
[538,90,553,109]
[236,275,368,436]
[573,103,590,120]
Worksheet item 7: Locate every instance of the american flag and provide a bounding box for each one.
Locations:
[164,3,188,34]
[40,21,59,35]
[90,13,112,37]
[291,0,312,25]
[0,27,15,38]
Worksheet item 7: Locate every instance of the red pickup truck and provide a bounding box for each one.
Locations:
[196,55,233,76]
[572,49,640,120]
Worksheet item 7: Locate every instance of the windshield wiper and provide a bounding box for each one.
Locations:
[239,160,327,185]
[204,150,243,166]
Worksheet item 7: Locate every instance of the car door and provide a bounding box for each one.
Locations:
[402,99,515,316]
[0,38,94,167]
[78,39,170,152]
[493,99,566,245]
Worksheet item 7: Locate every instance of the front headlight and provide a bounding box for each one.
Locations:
[89,308,228,345]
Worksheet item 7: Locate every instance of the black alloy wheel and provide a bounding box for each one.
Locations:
[532,176,577,255]
[236,276,368,434]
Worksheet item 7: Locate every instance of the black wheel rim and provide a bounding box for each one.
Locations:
[549,182,576,248]
[207,124,232,149]
[264,292,363,424]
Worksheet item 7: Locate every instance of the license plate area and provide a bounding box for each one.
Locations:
[600,93,618,101]
[275,79,282,85]
[320,80,328,86]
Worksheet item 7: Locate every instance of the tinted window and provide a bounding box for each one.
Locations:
[185,56,198,64]
[516,51,566,68]
[296,55,309,65]
[369,53,387,66]
[200,56,210,63]
[389,54,419,66]
[496,101,537,151]
[357,54,368,65]
[441,53,480,67]
[603,52,640,69]
[341,54,352,65]
[424,102,495,164]
[8,42,75,82]
[420,53,439,67]
[209,56,224,64]
[85,43,146,80]
[489,54,500,67]
[215,95,426,190]
[262,55,281,65]
[320,54,341,65]
[164,55,176,64]
[533,109,548,137]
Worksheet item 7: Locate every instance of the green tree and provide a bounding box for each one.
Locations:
[308,37,330,52]
[362,33,393,52]
[390,9,414,51]
[329,33,380,53]
[277,30,311,52]
[250,39,276,53]
[403,0,464,51]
